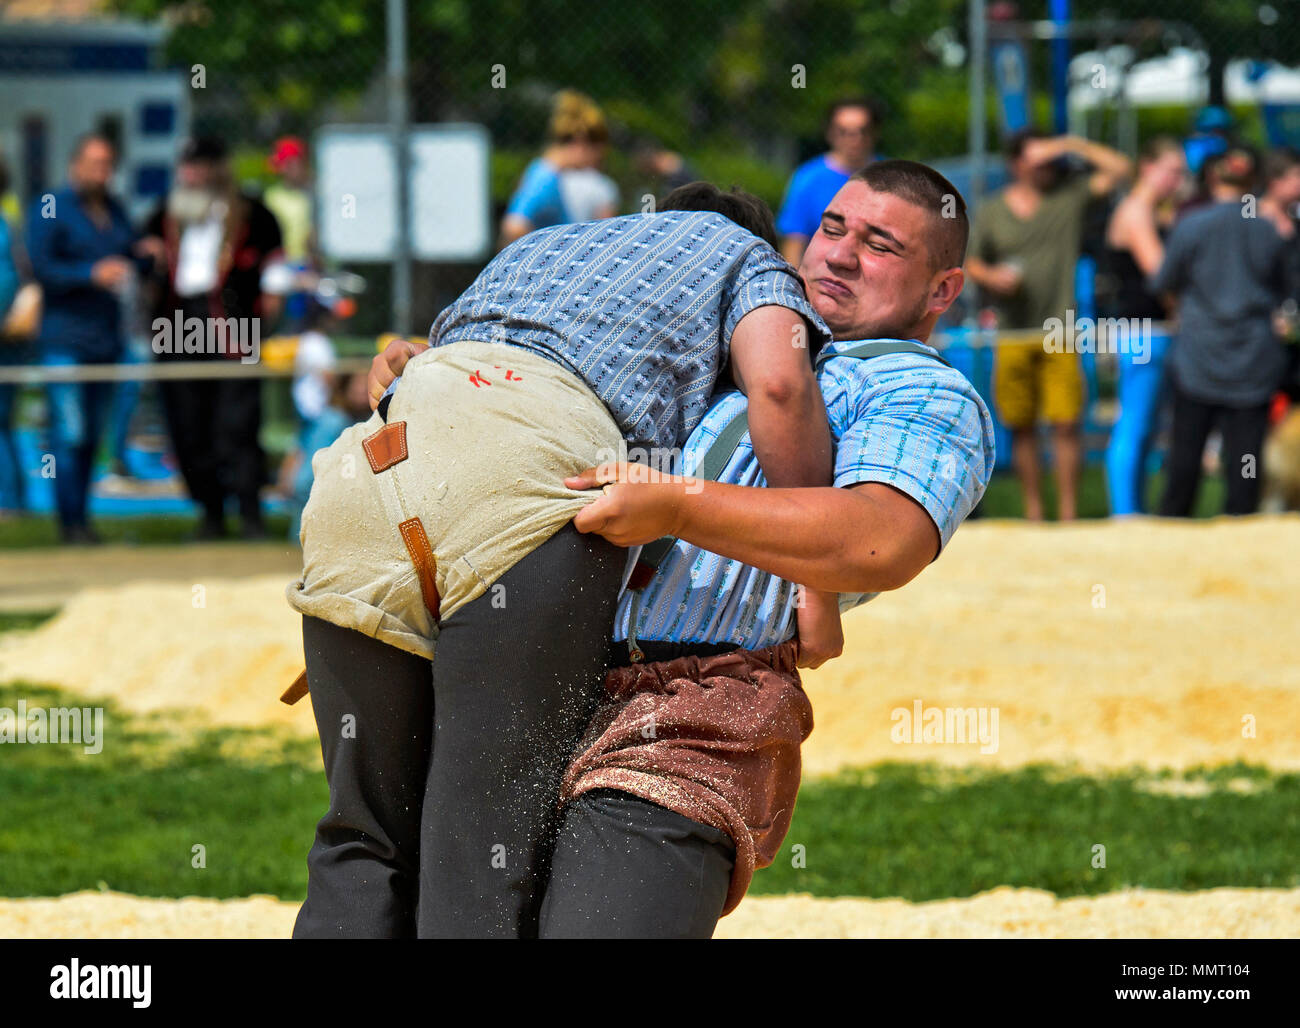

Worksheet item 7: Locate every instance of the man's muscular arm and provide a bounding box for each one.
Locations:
[727,305,833,490]
[724,304,840,665]
[566,467,939,595]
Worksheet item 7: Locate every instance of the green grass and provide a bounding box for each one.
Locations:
[976,465,1227,521]
[751,763,1300,901]
[0,681,324,900]
[0,610,58,634]
[0,513,294,549]
[2,678,1294,902]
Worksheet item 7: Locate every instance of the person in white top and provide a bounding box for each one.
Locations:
[559,166,619,222]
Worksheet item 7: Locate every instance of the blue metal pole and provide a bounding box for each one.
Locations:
[1049,0,1070,133]
[969,0,987,208]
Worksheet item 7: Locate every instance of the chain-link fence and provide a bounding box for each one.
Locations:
[88,0,1300,334]
[5,0,1300,525]
[105,0,983,334]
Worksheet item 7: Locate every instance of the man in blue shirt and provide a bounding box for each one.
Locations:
[545,160,995,938]
[0,155,29,516]
[26,134,149,543]
[776,96,884,266]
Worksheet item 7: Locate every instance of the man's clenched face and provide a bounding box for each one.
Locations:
[798,179,961,342]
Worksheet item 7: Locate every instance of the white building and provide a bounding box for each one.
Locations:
[0,14,190,222]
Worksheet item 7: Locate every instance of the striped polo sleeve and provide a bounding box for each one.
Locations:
[722,249,831,352]
[821,352,996,550]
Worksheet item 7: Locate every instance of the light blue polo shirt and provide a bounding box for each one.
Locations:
[612,338,996,650]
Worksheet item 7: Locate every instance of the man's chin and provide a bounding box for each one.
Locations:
[811,298,866,339]
[820,314,861,341]
[833,315,915,343]
[811,292,851,323]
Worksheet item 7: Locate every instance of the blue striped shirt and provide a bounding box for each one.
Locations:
[425,210,830,452]
[612,338,997,650]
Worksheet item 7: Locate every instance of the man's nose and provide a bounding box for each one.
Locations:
[825,237,857,270]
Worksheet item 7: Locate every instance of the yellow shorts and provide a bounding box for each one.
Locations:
[993,341,1085,429]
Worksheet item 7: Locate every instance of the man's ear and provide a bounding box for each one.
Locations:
[930,267,964,316]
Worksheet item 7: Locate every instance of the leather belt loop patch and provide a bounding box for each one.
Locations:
[398,516,441,622]
[363,421,408,474]
[280,668,309,706]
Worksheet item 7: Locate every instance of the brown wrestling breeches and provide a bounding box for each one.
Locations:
[559,640,813,916]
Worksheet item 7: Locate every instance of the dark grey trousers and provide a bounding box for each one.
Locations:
[539,788,735,939]
[293,522,625,939]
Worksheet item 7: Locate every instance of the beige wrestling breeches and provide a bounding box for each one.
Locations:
[285,339,626,659]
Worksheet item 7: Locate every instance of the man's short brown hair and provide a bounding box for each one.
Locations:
[660,181,779,249]
[850,159,969,271]
[1215,146,1258,190]
[1004,126,1049,161]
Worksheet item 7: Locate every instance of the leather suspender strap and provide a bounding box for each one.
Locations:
[281,418,435,707]
[694,402,753,483]
[280,668,309,705]
[626,403,751,591]
[398,516,442,620]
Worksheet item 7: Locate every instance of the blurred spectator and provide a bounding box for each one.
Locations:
[558,165,619,223]
[1179,107,1239,217]
[291,306,339,429]
[776,96,884,265]
[634,140,698,198]
[1175,150,1221,219]
[965,129,1132,521]
[1183,106,1235,177]
[499,90,615,247]
[1259,147,1300,398]
[0,151,29,518]
[142,136,283,540]
[264,137,315,265]
[1153,148,1290,517]
[273,301,340,518]
[1259,148,1300,286]
[263,136,318,330]
[288,370,370,541]
[1100,137,1187,516]
[106,235,156,483]
[1260,147,1300,220]
[25,133,150,543]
